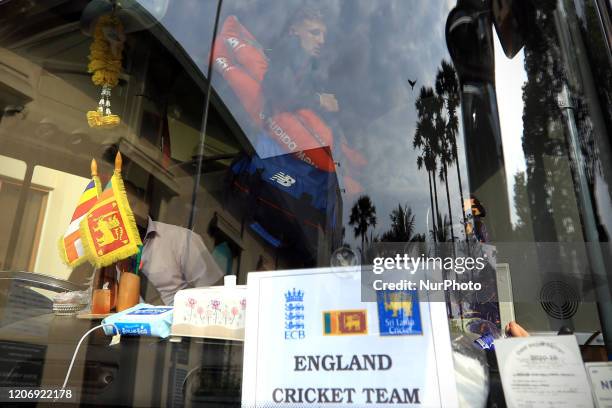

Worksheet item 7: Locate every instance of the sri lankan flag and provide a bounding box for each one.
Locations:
[58,171,102,267]
[79,155,142,267]
[322,310,368,335]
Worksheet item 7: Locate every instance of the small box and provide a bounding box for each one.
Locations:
[171,275,246,341]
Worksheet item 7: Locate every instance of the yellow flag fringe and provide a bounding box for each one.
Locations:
[57,236,91,268]
[79,169,142,268]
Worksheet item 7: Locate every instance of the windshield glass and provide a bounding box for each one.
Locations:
[1,0,611,405]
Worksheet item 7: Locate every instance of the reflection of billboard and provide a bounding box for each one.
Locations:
[210,13,361,200]
[212,15,333,158]
[212,15,348,262]
[229,147,342,263]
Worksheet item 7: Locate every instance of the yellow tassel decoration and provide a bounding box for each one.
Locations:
[86,14,125,129]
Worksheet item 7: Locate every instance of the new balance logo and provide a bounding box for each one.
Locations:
[270,172,296,187]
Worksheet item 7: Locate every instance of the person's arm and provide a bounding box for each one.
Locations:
[180,230,224,288]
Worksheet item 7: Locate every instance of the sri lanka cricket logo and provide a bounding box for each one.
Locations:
[376,290,422,336]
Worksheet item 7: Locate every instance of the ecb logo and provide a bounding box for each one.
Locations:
[376,290,422,336]
[284,288,305,340]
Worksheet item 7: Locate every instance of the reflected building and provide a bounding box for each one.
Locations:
[0,7,343,283]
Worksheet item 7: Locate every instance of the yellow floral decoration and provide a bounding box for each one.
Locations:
[86,14,125,129]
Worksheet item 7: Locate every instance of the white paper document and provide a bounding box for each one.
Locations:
[242,266,459,407]
[495,335,594,408]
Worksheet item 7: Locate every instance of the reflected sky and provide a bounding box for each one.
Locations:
[494,34,527,226]
[154,0,219,69]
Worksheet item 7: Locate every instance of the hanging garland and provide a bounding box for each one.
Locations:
[86,14,125,129]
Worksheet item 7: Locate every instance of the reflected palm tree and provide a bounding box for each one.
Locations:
[415,146,437,239]
[435,60,465,241]
[380,204,419,242]
[414,87,443,241]
[512,171,532,241]
[521,0,564,242]
[348,195,377,253]
[435,110,456,243]
[414,62,464,243]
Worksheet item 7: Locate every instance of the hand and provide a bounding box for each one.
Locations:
[505,321,529,337]
[319,93,339,112]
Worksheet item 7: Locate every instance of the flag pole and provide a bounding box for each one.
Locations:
[91,158,102,197]
[115,151,122,174]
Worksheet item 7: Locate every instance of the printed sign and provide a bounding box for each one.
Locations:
[242,266,458,407]
[586,362,612,408]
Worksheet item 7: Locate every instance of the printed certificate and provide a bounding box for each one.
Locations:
[495,335,593,408]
